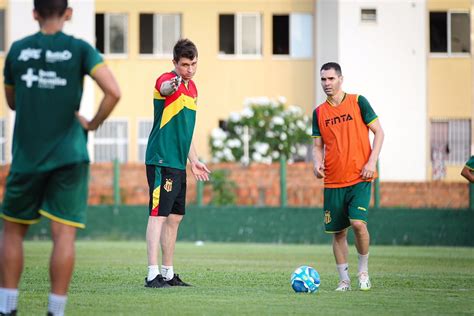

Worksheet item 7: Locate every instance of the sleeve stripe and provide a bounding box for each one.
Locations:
[90,62,106,76]
[311,135,321,138]
[367,117,379,126]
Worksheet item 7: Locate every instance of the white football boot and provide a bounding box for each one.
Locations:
[358,271,371,291]
[335,279,351,291]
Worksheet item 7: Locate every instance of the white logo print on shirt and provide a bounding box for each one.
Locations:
[46,50,72,63]
[18,48,42,61]
[21,68,67,89]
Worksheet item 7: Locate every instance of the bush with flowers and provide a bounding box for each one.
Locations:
[209,97,312,164]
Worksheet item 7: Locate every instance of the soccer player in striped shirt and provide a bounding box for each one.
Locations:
[144,39,210,288]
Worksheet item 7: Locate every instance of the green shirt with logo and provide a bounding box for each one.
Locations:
[4,31,103,173]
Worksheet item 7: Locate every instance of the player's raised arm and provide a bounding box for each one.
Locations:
[160,75,181,96]
[77,65,121,131]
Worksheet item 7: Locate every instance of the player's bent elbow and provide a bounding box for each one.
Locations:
[461,168,473,182]
[107,86,121,103]
[112,88,122,102]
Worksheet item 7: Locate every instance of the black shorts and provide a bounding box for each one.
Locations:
[146,165,187,217]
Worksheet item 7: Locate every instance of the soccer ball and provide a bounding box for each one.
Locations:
[291,265,321,293]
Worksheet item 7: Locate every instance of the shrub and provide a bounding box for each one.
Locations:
[209,97,312,164]
[207,169,237,206]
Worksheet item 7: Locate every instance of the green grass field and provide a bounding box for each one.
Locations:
[16,241,474,315]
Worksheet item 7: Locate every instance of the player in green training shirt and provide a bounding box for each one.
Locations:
[144,39,210,288]
[461,156,474,182]
[0,1,120,315]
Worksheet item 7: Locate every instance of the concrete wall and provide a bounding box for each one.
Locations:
[315,0,338,104]
[321,0,428,181]
[0,0,6,119]
[427,0,473,181]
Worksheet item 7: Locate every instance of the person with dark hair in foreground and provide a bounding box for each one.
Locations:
[0,1,120,315]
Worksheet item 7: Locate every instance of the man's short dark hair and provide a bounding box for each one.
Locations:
[320,62,342,76]
[173,39,198,62]
[34,0,68,18]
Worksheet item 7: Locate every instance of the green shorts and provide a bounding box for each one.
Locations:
[323,181,372,233]
[1,163,89,228]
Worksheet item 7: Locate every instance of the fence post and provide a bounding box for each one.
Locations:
[374,162,380,208]
[280,155,287,207]
[113,159,120,207]
[196,180,203,206]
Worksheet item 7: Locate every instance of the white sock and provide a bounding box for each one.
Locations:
[336,263,350,282]
[161,265,174,281]
[47,293,67,316]
[0,289,5,314]
[0,288,18,313]
[147,265,160,281]
[358,253,369,274]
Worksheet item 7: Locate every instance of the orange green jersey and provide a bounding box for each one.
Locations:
[312,94,378,188]
[145,71,197,170]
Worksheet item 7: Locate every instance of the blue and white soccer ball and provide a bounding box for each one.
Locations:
[291,265,321,293]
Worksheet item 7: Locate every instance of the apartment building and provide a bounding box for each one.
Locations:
[0,0,471,182]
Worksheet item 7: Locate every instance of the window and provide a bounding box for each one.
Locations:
[219,13,262,56]
[0,119,5,164]
[0,10,5,52]
[139,14,181,55]
[94,120,128,163]
[95,13,128,54]
[431,119,471,165]
[138,120,153,162]
[272,13,313,58]
[361,9,377,22]
[430,11,470,54]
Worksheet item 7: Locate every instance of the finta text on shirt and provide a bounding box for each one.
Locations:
[325,114,353,127]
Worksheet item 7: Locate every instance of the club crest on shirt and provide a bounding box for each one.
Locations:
[164,179,173,192]
[324,210,332,224]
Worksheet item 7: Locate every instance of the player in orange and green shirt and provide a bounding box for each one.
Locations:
[312,62,384,292]
[144,39,210,289]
